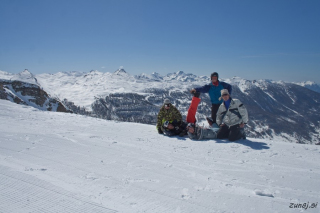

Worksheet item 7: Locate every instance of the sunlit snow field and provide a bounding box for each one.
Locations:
[1,100,320,212]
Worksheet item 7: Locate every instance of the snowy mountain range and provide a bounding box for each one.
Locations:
[294,81,320,93]
[1,69,320,144]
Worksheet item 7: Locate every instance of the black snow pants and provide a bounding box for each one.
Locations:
[211,103,220,124]
[217,124,243,141]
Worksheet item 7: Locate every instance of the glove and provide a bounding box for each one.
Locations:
[163,121,170,128]
[158,128,163,134]
[172,120,180,126]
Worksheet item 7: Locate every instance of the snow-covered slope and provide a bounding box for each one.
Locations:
[1,100,319,213]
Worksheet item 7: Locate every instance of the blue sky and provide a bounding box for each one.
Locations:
[1,0,319,83]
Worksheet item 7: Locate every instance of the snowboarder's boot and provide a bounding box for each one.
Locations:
[191,90,200,98]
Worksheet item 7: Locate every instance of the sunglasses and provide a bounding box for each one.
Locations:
[222,94,229,97]
[165,104,171,107]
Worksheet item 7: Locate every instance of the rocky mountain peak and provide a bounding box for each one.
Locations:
[176,70,185,75]
[114,68,127,76]
[11,69,39,86]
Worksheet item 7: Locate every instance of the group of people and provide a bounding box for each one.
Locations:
[156,72,248,141]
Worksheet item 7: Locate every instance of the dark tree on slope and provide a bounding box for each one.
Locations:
[62,99,91,116]
[91,93,160,124]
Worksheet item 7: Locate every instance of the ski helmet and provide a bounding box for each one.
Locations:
[211,72,219,80]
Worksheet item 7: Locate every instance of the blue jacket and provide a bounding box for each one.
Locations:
[195,81,232,104]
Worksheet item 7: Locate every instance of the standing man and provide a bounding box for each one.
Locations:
[190,72,232,124]
[216,89,248,141]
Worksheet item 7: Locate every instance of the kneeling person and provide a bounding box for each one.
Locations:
[216,89,248,141]
[156,99,186,136]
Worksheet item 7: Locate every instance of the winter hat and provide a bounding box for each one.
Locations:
[221,89,229,96]
[163,99,171,105]
[219,89,230,100]
[211,72,219,80]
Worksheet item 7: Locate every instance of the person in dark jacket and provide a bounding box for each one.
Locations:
[190,72,232,124]
[156,99,186,136]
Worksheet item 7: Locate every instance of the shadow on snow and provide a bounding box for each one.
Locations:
[214,139,270,150]
[161,135,270,149]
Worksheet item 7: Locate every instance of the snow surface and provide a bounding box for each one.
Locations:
[1,100,320,213]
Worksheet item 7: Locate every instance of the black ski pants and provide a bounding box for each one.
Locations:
[217,124,243,141]
[211,103,221,123]
[163,121,187,136]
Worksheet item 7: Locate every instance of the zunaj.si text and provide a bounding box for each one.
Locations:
[289,202,318,210]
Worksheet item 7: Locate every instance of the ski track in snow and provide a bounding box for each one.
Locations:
[1,100,320,213]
